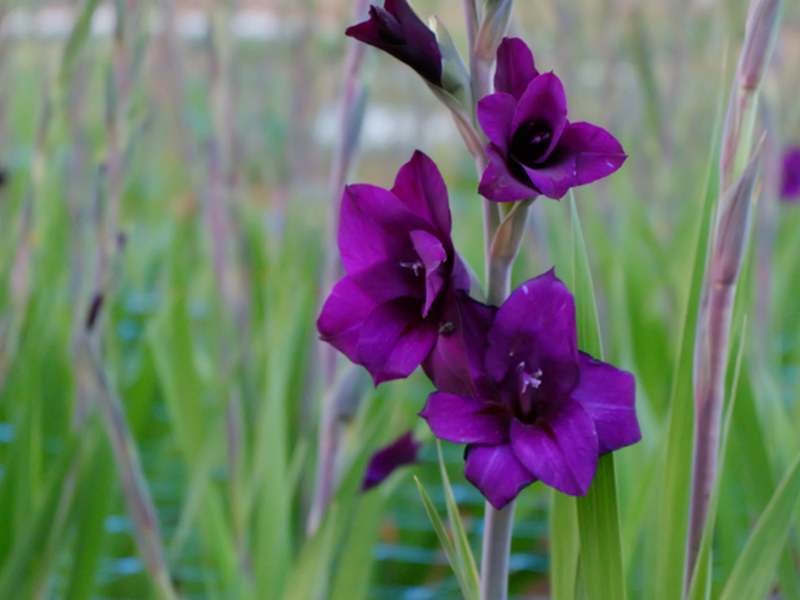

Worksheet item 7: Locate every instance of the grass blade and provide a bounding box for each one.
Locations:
[569,192,626,600]
[415,476,477,600]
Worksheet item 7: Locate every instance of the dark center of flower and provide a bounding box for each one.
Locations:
[400,260,424,277]
[510,119,553,168]
[516,362,545,422]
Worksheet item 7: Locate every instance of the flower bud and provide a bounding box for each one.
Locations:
[474,0,514,64]
[429,16,473,112]
[712,139,763,285]
[739,0,782,92]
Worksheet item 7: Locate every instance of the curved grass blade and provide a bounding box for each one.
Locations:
[415,477,478,600]
[569,192,626,600]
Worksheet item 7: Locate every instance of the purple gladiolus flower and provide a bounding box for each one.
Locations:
[318,151,470,386]
[477,38,627,202]
[362,431,422,491]
[419,270,640,509]
[781,146,800,200]
[346,0,442,86]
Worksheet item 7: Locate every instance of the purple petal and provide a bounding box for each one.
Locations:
[494,37,540,100]
[477,92,518,154]
[511,72,568,165]
[522,122,627,200]
[451,253,471,291]
[345,1,442,86]
[423,290,497,396]
[410,229,447,318]
[362,431,422,491]
[419,392,509,445]
[318,276,378,364]
[392,151,453,237]
[781,146,800,199]
[571,352,640,455]
[357,297,438,385]
[349,259,423,304]
[510,398,598,496]
[464,443,536,510]
[339,183,434,274]
[478,143,540,203]
[485,270,579,398]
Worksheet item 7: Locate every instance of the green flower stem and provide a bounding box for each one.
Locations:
[480,500,517,600]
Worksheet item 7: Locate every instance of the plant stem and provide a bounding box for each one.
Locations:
[307,0,370,537]
[480,500,516,600]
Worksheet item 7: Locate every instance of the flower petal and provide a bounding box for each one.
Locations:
[478,143,539,203]
[362,431,422,491]
[464,443,536,510]
[477,92,518,154]
[349,259,423,304]
[423,290,497,396]
[420,392,509,445]
[345,0,442,85]
[571,352,640,455]
[357,297,438,385]
[317,276,379,364]
[391,151,453,237]
[410,229,447,318]
[782,146,800,199]
[485,270,579,398]
[511,72,568,164]
[522,121,627,200]
[339,183,433,274]
[494,37,540,100]
[510,398,598,496]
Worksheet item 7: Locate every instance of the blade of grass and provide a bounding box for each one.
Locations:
[415,476,478,600]
[437,440,481,596]
[550,492,579,600]
[718,443,800,600]
[570,192,626,600]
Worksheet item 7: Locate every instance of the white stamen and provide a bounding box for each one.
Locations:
[400,260,424,276]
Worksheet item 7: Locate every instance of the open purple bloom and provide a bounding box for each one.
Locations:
[477,38,627,202]
[318,151,470,386]
[781,146,800,200]
[362,431,422,491]
[419,270,640,509]
[346,0,442,86]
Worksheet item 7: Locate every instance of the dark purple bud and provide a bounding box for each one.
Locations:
[781,146,800,200]
[346,0,443,86]
[362,431,422,491]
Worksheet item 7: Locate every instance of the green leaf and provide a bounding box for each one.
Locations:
[654,74,723,600]
[281,506,339,600]
[718,444,800,600]
[570,192,626,600]
[437,441,481,597]
[550,492,580,600]
[415,477,477,600]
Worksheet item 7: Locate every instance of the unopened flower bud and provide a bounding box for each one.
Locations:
[739,0,782,92]
[712,141,763,285]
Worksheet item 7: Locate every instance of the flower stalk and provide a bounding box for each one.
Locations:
[686,0,780,582]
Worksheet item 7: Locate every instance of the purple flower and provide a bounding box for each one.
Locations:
[318,151,470,386]
[781,146,800,200]
[419,270,640,509]
[477,38,627,202]
[362,431,422,491]
[346,0,442,86]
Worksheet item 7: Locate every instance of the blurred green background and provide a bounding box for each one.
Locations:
[1,0,800,599]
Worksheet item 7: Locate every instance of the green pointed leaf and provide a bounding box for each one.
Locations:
[550,492,580,600]
[718,445,800,600]
[570,192,626,600]
[415,477,477,600]
[437,441,480,597]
